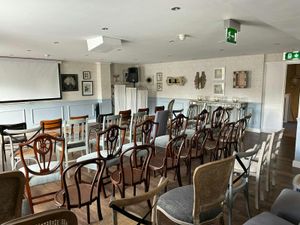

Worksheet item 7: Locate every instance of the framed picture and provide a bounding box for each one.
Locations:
[82,81,93,96]
[214,67,225,80]
[233,71,248,88]
[83,71,91,80]
[61,74,79,92]
[213,83,224,95]
[157,82,163,91]
[156,72,163,82]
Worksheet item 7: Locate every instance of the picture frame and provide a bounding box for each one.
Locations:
[83,71,91,80]
[61,74,79,92]
[213,83,224,96]
[156,72,163,82]
[214,67,225,81]
[233,71,248,88]
[157,82,163,91]
[82,81,93,96]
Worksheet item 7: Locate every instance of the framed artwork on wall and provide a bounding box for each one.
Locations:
[83,71,91,80]
[214,67,225,81]
[82,81,93,96]
[213,83,224,96]
[233,71,248,88]
[156,72,163,82]
[157,82,163,91]
[61,74,79,92]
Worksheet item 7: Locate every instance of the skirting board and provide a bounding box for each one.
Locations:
[246,128,261,133]
[292,160,300,168]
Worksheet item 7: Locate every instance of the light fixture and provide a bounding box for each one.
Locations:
[53,41,60,44]
[26,49,32,52]
[171,6,181,11]
[169,40,175,43]
[178,34,186,41]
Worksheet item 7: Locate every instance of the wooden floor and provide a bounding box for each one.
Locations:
[5,130,300,225]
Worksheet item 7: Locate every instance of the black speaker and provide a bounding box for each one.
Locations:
[127,67,139,83]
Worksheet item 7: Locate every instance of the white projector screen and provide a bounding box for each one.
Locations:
[0,58,61,102]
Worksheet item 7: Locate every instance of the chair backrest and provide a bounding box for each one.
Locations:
[69,115,89,120]
[154,105,165,113]
[19,133,65,177]
[153,110,169,136]
[0,171,25,224]
[2,208,78,225]
[102,115,121,131]
[119,109,131,127]
[256,135,272,174]
[224,107,234,123]
[96,112,113,124]
[167,99,175,120]
[134,119,159,145]
[193,156,235,224]
[190,128,208,158]
[138,107,149,115]
[216,122,236,150]
[63,118,88,148]
[129,112,147,143]
[211,106,225,128]
[187,104,199,120]
[120,145,153,185]
[40,118,62,137]
[0,122,27,144]
[60,158,105,209]
[110,177,169,225]
[169,113,188,138]
[164,134,187,168]
[195,109,209,131]
[96,124,126,159]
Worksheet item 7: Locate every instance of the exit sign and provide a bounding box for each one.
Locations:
[283,51,300,60]
[226,27,237,44]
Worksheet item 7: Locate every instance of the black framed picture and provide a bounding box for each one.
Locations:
[83,71,91,80]
[61,74,79,92]
[82,81,93,96]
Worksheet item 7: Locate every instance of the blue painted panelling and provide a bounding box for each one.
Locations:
[100,99,112,114]
[149,97,262,130]
[295,118,300,162]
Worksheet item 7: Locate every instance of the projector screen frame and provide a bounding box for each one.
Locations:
[0,63,62,103]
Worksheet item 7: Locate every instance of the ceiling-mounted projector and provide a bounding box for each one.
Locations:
[87,36,122,53]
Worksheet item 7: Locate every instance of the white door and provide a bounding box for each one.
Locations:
[262,62,286,132]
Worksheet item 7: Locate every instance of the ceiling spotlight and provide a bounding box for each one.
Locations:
[26,49,32,52]
[53,41,60,44]
[169,40,175,43]
[44,54,50,58]
[178,34,186,41]
[102,27,109,30]
[171,6,181,11]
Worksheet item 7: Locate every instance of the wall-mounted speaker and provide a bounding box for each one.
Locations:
[126,67,139,83]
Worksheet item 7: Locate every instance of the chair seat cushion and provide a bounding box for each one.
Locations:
[271,188,300,224]
[76,152,120,169]
[154,135,169,148]
[243,212,293,225]
[19,161,61,186]
[157,185,222,224]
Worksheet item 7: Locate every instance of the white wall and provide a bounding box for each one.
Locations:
[60,61,98,100]
[139,54,265,103]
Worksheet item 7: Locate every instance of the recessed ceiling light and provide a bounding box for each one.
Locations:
[171,6,181,11]
[26,49,32,52]
[102,27,109,30]
[53,41,60,44]
[169,40,175,43]
[44,54,50,58]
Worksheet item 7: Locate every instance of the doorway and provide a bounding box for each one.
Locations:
[283,64,300,138]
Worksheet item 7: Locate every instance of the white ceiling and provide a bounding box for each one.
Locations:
[1,0,300,64]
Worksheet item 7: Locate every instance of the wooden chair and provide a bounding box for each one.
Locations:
[154,113,188,149]
[128,111,147,143]
[76,125,126,198]
[153,110,169,137]
[149,134,187,187]
[224,106,234,123]
[0,122,27,171]
[18,133,65,213]
[69,114,89,135]
[205,122,235,161]
[110,177,168,225]
[0,171,25,224]
[40,118,62,137]
[239,113,252,151]
[207,106,225,137]
[167,99,175,120]
[55,158,105,224]
[4,126,41,170]
[122,119,159,153]
[156,156,234,225]
[111,144,153,199]
[119,109,131,129]
[138,107,149,115]
[56,118,89,168]
[154,105,165,113]
[2,208,78,225]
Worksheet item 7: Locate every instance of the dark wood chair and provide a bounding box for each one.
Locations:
[111,144,153,198]
[0,122,27,171]
[76,124,126,198]
[0,171,25,224]
[167,99,175,120]
[210,106,225,129]
[119,109,131,129]
[149,134,187,188]
[40,118,62,137]
[154,105,165,113]
[138,107,149,115]
[18,133,65,213]
[55,158,106,224]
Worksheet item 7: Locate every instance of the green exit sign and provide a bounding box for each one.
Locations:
[226,27,237,44]
[283,51,300,60]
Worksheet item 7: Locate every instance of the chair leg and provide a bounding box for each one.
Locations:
[96,197,103,220]
[176,165,182,187]
[133,185,136,196]
[87,204,90,224]
[244,184,251,218]
[25,181,34,214]
[255,177,260,210]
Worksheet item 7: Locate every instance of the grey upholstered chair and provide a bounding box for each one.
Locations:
[156,156,234,225]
